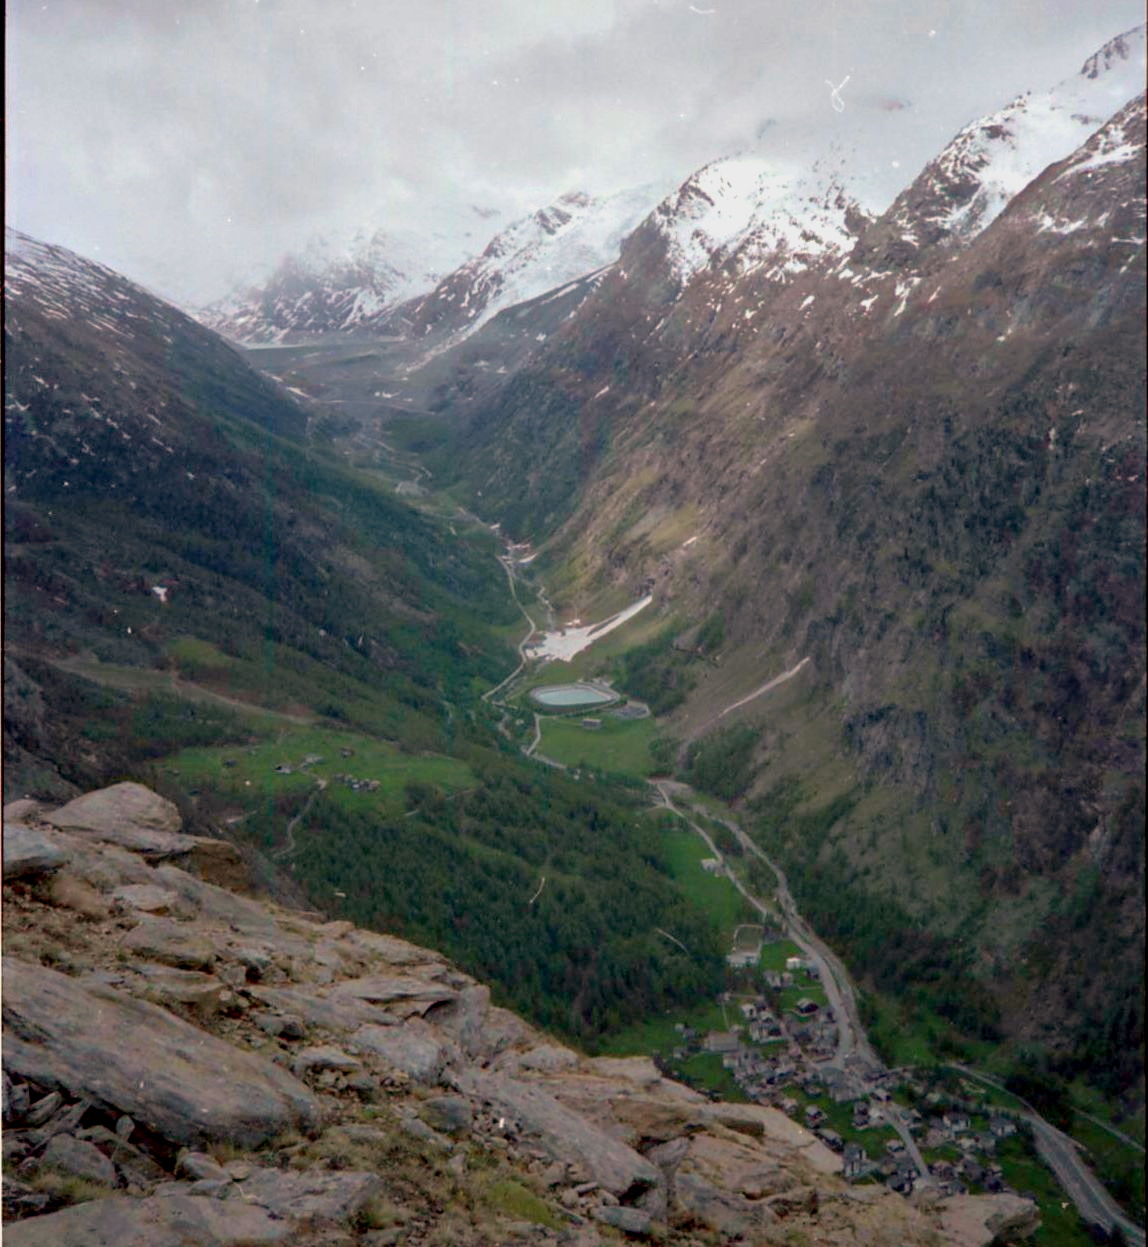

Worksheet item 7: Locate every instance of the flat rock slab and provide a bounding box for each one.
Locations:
[129,965,224,1014]
[331,975,459,1015]
[249,984,396,1034]
[111,884,181,914]
[120,918,217,971]
[2,957,320,1149]
[3,1193,290,1246]
[344,928,447,967]
[3,825,71,879]
[464,1071,660,1199]
[237,1166,383,1223]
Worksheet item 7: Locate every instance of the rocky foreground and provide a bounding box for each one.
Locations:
[2,783,1040,1245]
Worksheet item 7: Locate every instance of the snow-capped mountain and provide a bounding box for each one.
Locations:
[385,184,675,345]
[635,24,1144,294]
[650,153,872,284]
[878,24,1145,256]
[199,210,504,344]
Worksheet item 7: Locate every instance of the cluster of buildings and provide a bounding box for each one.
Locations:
[664,943,1027,1202]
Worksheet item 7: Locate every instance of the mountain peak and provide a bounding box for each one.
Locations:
[1080,22,1146,80]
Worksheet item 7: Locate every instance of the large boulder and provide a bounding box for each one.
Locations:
[46,783,184,848]
[352,1019,453,1084]
[938,1193,1042,1247]
[2,958,320,1149]
[462,1070,661,1199]
[3,825,71,880]
[43,784,246,887]
[3,1194,289,1246]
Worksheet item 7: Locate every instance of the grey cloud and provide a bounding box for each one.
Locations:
[7,0,1144,304]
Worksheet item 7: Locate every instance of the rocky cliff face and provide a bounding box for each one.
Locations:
[2,783,1038,1245]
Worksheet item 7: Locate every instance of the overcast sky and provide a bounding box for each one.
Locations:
[6,0,1144,305]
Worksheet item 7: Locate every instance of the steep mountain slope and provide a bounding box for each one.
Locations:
[3,231,740,1060]
[3,229,517,798]
[433,37,1146,1103]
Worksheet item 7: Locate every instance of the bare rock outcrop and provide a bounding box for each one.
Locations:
[2,958,321,1148]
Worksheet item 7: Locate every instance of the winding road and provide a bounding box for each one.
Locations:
[486,534,1143,1238]
[948,1066,1145,1246]
[651,779,930,1181]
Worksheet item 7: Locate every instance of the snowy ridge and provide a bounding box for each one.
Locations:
[650,154,871,284]
[402,183,673,342]
[886,24,1146,249]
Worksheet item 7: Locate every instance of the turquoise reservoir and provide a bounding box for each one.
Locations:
[530,683,616,708]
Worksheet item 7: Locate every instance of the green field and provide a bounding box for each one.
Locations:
[165,725,475,820]
[759,939,804,971]
[677,1052,749,1102]
[596,1000,733,1057]
[657,822,753,935]
[537,714,659,776]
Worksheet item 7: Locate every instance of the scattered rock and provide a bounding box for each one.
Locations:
[236,1165,383,1224]
[41,1134,118,1186]
[3,958,320,1150]
[3,825,70,880]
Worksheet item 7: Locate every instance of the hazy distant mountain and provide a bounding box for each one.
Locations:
[198,209,504,344]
